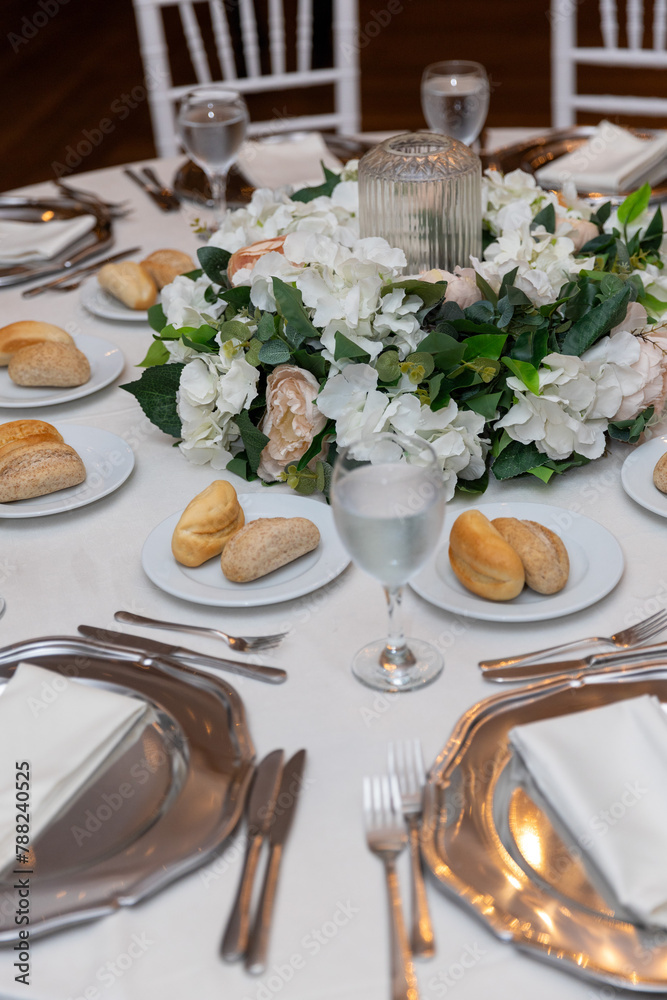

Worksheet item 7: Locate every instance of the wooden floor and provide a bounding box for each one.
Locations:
[1,0,666,193]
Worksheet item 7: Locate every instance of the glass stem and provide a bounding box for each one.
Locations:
[208,171,228,229]
[380,586,416,670]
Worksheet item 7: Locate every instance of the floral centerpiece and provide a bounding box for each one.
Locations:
[121,161,667,500]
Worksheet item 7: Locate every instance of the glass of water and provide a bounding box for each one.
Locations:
[330,431,445,692]
[177,85,249,231]
[421,60,489,146]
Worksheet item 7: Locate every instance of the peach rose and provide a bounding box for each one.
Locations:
[257,364,328,481]
[557,217,599,253]
[227,235,289,283]
[611,301,648,336]
[420,266,482,308]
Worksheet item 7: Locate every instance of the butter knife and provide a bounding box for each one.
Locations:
[76,625,286,684]
[483,639,667,683]
[245,749,307,975]
[222,749,284,962]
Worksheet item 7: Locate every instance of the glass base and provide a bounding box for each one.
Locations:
[351,637,443,693]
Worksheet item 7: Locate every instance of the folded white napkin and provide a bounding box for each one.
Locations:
[0,661,150,875]
[509,694,667,928]
[236,132,343,189]
[0,214,97,263]
[536,120,667,194]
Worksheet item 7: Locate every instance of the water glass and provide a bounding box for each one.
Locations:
[177,86,249,231]
[330,432,445,693]
[421,60,489,146]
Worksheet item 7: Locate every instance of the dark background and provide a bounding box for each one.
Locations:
[2,0,666,192]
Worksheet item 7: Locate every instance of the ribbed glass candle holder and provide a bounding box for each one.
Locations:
[358,132,482,274]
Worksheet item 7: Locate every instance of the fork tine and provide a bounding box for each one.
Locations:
[628,610,667,641]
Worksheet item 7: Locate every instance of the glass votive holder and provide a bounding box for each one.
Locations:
[358,131,481,274]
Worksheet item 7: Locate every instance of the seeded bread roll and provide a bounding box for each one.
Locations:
[492,517,569,595]
[0,321,74,366]
[448,510,525,601]
[8,341,90,387]
[97,261,157,310]
[172,481,244,567]
[140,249,195,289]
[221,516,320,582]
[0,431,85,503]
[654,453,667,494]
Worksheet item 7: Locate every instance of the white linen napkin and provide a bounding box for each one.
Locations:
[236,132,343,189]
[0,661,150,875]
[0,214,97,263]
[535,121,667,194]
[509,694,667,928]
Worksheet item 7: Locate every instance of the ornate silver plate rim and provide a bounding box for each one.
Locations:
[422,661,667,991]
[0,636,254,942]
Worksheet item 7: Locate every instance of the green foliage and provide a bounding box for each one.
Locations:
[120,364,184,438]
[235,410,269,475]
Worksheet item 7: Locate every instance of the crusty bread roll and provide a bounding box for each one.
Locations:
[0,321,74,366]
[0,419,85,502]
[221,516,320,582]
[8,341,90,387]
[654,453,667,494]
[97,261,157,310]
[172,481,244,567]
[492,518,569,595]
[140,249,195,289]
[449,510,525,601]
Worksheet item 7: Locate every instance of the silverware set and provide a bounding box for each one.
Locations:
[22,245,141,298]
[222,748,307,974]
[114,610,289,653]
[123,167,180,211]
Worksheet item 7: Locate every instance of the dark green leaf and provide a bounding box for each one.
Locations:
[531,203,556,233]
[235,409,269,475]
[418,330,461,355]
[147,303,167,333]
[578,233,615,255]
[511,328,549,367]
[272,277,319,338]
[292,348,328,379]
[296,421,333,471]
[500,266,519,292]
[376,350,401,382]
[290,164,340,202]
[589,200,612,228]
[219,286,251,309]
[615,238,631,269]
[465,300,496,323]
[258,339,291,365]
[427,371,444,402]
[462,334,507,361]
[120,363,184,438]
[560,285,632,355]
[256,312,277,342]
[496,295,514,329]
[492,440,544,480]
[388,279,446,310]
[456,467,489,494]
[440,301,465,322]
[334,331,370,362]
[475,271,498,307]
[617,182,651,226]
[284,322,307,350]
[137,338,170,367]
[183,268,203,281]
[218,319,250,343]
[608,405,654,443]
[464,391,503,419]
[226,455,257,481]
[197,245,230,285]
[641,206,664,253]
[181,335,216,354]
[186,323,218,344]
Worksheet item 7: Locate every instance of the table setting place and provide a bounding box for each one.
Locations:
[6,58,667,1000]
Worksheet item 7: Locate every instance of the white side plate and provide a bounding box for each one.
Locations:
[621,433,667,517]
[80,278,148,322]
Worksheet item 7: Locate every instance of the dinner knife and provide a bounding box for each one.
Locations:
[76,625,287,684]
[21,245,141,297]
[482,639,667,683]
[222,749,284,962]
[123,168,180,211]
[245,749,307,975]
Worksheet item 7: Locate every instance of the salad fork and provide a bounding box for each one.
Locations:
[363,775,420,1000]
[388,740,434,959]
[114,611,288,653]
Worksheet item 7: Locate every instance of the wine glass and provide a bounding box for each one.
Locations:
[421,60,489,146]
[176,85,249,231]
[330,431,445,693]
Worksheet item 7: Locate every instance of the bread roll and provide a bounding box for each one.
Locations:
[0,419,64,453]
[0,321,74,366]
[222,516,320,582]
[654,453,667,494]
[140,249,195,289]
[492,518,569,595]
[0,439,85,502]
[8,341,90,387]
[172,481,244,567]
[97,261,157,309]
[448,510,525,601]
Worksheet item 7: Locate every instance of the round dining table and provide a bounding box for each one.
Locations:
[0,145,665,1000]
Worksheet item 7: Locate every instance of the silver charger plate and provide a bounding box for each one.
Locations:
[421,662,667,990]
[0,195,112,287]
[484,125,667,204]
[0,637,254,941]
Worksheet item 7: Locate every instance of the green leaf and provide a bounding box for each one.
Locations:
[440,301,465,322]
[137,338,170,367]
[475,271,498,307]
[120,363,184,438]
[197,245,230,285]
[290,164,341,203]
[235,409,269,475]
[186,323,218,344]
[256,312,277,342]
[258,339,291,365]
[500,266,519,292]
[464,391,503,419]
[560,285,631,355]
[272,277,319,339]
[589,200,612,229]
[296,421,333,471]
[532,203,556,233]
[376,350,401,382]
[511,328,549,367]
[147,303,167,333]
[615,238,631,269]
[226,455,255,481]
[502,357,540,394]
[492,440,544,480]
[159,323,192,341]
[406,352,435,379]
[218,319,250,343]
[579,233,615,256]
[462,334,507,361]
[638,291,667,316]
[388,279,446,310]
[245,338,262,367]
[334,331,370,362]
[641,206,664,252]
[608,405,654,443]
[465,300,496,323]
[284,322,307,350]
[528,465,555,483]
[617,182,651,226]
[183,268,203,281]
[292,348,328,380]
[219,286,251,309]
[456,467,489,494]
[418,330,461,355]
[181,335,215,354]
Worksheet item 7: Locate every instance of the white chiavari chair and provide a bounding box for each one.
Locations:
[551,0,667,126]
[131,0,360,157]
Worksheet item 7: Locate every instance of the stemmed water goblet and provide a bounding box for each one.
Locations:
[330,431,445,692]
[176,85,249,232]
[421,60,489,146]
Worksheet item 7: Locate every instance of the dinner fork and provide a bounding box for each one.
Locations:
[480,607,667,671]
[363,775,420,1000]
[54,179,131,217]
[114,611,289,653]
[388,740,434,959]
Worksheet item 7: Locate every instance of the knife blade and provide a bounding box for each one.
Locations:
[245,749,307,975]
[482,639,667,683]
[123,167,179,211]
[222,749,284,962]
[21,245,141,298]
[76,625,286,684]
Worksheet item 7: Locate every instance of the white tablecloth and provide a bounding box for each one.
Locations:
[0,153,664,1000]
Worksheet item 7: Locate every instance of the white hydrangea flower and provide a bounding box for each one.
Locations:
[216,357,260,416]
[160,274,226,328]
[315,364,391,444]
[176,397,241,470]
